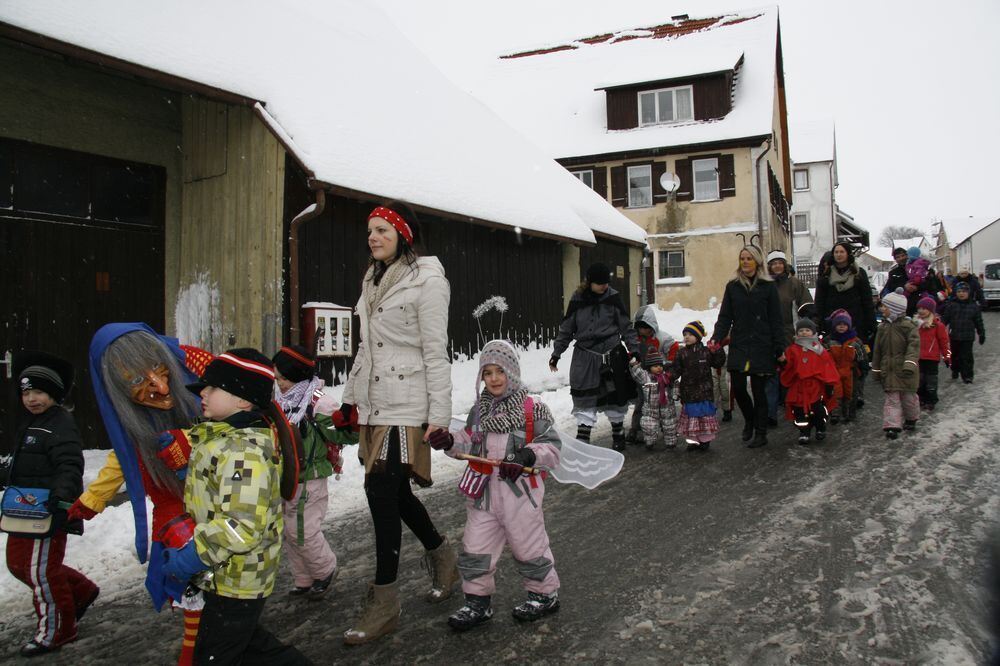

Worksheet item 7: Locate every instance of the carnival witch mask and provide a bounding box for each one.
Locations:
[123,362,173,410]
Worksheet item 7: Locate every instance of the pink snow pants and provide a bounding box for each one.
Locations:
[882,391,919,430]
[458,477,559,596]
[282,478,337,587]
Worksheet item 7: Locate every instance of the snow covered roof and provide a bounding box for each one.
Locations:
[464,8,779,160]
[789,118,835,164]
[938,217,997,249]
[0,0,647,245]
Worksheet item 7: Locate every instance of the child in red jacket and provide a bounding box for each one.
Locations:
[781,319,840,445]
[914,296,950,410]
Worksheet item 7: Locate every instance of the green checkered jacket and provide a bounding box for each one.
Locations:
[184,420,283,599]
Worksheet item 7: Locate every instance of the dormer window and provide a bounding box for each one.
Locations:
[571,169,594,189]
[638,86,693,126]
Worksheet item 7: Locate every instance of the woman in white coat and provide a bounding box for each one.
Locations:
[340,201,460,645]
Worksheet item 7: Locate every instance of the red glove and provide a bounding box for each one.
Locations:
[155,429,191,471]
[706,340,720,353]
[66,499,97,521]
[332,404,359,432]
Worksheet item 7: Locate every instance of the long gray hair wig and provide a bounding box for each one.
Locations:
[100,330,201,497]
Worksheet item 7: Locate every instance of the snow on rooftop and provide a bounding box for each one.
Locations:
[939,216,997,249]
[465,8,778,160]
[0,0,646,245]
[789,118,835,164]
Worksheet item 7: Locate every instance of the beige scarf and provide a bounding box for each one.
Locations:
[828,266,856,292]
[363,259,414,314]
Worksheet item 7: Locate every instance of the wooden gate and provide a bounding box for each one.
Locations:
[0,139,165,450]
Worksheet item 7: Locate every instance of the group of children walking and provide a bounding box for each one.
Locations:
[625,279,987,449]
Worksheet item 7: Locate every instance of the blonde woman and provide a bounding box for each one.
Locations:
[709,245,786,448]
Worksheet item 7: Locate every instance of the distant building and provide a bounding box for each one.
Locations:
[466,9,793,309]
[786,121,867,286]
[931,217,999,276]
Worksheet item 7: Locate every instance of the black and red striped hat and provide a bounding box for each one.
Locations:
[186,348,275,409]
[272,345,315,384]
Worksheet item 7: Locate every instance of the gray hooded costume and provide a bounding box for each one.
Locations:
[551,287,639,410]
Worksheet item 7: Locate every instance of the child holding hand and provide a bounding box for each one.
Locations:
[673,321,726,451]
[427,340,561,631]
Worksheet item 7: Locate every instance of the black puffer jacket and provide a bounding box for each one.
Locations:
[711,277,786,375]
[5,406,84,507]
[815,266,876,343]
[941,299,985,341]
[672,343,727,403]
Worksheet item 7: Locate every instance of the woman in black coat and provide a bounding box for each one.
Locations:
[814,242,876,343]
[710,246,786,448]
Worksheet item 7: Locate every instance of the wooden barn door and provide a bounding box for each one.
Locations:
[0,139,165,450]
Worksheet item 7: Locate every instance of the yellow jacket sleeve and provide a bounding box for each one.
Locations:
[78,450,125,513]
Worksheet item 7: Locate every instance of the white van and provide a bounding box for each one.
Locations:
[984,259,1000,309]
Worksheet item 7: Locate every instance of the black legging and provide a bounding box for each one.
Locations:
[366,427,443,585]
[730,371,770,433]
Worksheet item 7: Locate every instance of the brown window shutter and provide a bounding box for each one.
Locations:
[593,166,608,200]
[675,159,693,201]
[719,154,736,198]
[651,161,667,201]
[610,166,627,207]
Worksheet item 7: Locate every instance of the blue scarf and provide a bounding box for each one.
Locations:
[829,327,858,344]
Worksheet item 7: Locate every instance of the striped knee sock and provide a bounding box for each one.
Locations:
[178,609,201,666]
[576,424,592,442]
[611,422,624,439]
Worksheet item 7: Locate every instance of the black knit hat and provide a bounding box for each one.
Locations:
[14,351,74,404]
[272,345,316,384]
[186,348,275,409]
[586,262,611,285]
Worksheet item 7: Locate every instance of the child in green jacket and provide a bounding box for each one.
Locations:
[161,348,310,664]
[273,345,357,600]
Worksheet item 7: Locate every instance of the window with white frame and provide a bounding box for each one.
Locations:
[793,169,809,191]
[627,165,652,208]
[792,212,809,234]
[638,86,694,126]
[572,170,594,189]
[692,158,719,201]
[658,249,685,279]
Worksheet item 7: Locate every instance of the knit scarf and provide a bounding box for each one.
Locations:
[828,265,856,292]
[363,258,412,314]
[829,327,859,344]
[654,370,671,406]
[794,335,824,354]
[275,376,324,425]
[915,312,936,329]
[473,387,553,441]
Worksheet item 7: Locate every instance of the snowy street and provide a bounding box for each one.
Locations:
[0,312,995,664]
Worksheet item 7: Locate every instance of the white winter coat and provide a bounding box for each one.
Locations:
[342,256,453,428]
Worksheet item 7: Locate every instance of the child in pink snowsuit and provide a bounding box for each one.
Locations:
[427,340,561,631]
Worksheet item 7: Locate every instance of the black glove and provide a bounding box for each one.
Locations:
[427,430,454,451]
[548,356,559,371]
[824,384,835,398]
[979,335,986,346]
[498,448,536,481]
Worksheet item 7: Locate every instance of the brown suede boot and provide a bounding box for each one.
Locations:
[423,536,460,602]
[343,581,400,646]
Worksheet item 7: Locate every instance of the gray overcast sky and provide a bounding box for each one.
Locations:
[375,0,1000,247]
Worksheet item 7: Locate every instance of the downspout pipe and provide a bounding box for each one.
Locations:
[289,187,326,345]
[754,137,773,245]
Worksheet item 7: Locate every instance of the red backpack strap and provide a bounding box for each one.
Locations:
[523,396,534,444]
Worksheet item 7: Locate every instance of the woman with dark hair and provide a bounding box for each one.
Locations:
[549,263,639,451]
[709,245,786,448]
[340,201,459,645]
[814,242,876,344]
